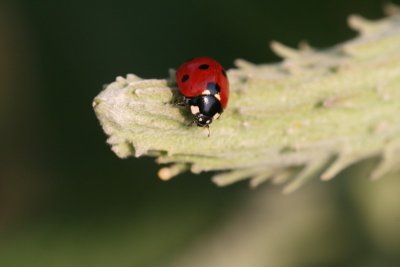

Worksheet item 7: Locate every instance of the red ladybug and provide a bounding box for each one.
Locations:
[176,57,229,128]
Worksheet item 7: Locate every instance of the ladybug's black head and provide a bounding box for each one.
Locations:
[194,113,213,127]
[187,95,223,127]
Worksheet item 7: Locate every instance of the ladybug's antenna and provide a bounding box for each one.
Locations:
[206,125,210,137]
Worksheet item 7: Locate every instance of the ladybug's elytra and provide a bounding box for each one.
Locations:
[176,57,229,128]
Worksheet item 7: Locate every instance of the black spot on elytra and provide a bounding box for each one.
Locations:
[198,64,209,70]
[206,82,221,94]
[181,74,189,83]
[221,69,227,77]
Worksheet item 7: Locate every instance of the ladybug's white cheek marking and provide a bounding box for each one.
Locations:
[202,89,211,95]
[214,93,221,101]
[213,113,220,120]
[206,120,211,124]
[190,105,200,115]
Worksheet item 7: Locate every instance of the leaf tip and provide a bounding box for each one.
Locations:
[158,164,189,181]
[270,40,300,59]
[383,2,400,16]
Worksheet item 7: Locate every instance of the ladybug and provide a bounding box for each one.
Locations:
[176,57,229,129]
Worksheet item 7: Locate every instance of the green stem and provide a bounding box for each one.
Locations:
[93,10,400,191]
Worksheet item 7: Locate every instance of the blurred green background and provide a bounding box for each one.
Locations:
[1,0,400,266]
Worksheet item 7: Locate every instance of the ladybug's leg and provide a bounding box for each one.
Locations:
[183,96,196,106]
[173,95,187,106]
